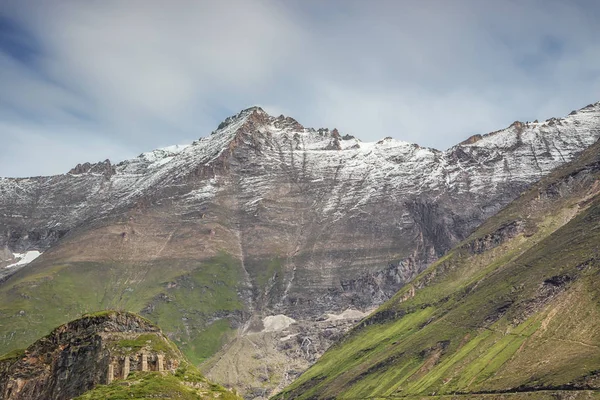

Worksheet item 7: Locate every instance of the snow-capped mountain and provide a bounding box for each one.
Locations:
[0,101,599,397]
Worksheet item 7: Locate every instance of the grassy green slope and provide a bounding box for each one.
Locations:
[75,365,241,400]
[276,141,600,399]
[0,251,245,364]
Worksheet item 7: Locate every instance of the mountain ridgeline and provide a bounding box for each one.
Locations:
[276,119,600,399]
[0,102,599,398]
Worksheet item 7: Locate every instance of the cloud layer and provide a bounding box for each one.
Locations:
[1,0,599,177]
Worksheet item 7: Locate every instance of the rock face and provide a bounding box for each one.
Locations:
[201,309,369,398]
[0,311,182,400]
[276,124,600,400]
[0,102,599,397]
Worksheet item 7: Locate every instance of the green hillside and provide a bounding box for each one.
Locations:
[0,251,245,365]
[75,365,240,400]
[276,140,600,399]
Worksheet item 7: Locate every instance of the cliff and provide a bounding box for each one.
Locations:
[276,124,600,399]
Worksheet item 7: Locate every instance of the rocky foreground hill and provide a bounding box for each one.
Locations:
[0,311,240,400]
[0,102,599,397]
[276,114,600,399]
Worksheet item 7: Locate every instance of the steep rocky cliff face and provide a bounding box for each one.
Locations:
[0,102,599,398]
[276,118,600,400]
[0,311,237,400]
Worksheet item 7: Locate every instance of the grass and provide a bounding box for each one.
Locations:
[247,256,285,290]
[82,310,119,318]
[146,251,244,364]
[185,319,234,364]
[74,367,240,400]
[114,333,175,355]
[0,251,246,365]
[0,348,25,363]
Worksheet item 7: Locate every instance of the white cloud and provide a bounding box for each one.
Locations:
[0,122,135,177]
[0,0,599,176]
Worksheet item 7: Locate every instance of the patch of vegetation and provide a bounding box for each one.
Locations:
[81,310,118,319]
[147,251,244,363]
[114,333,174,354]
[253,256,285,289]
[185,319,234,364]
[0,348,25,363]
[74,369,240,400]
[243,255,287,306]
[0,251,246,366]
[174,363,207,383]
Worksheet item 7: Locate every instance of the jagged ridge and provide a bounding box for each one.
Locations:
[0,102,599,398]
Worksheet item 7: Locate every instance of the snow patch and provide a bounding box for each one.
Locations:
[183,179,218,202]
[262,315,296,332]
[140,144,190,169]
[141,144,190,161]
[6,251,42,268]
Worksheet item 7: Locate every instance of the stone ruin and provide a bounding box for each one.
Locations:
[106,351,180,384]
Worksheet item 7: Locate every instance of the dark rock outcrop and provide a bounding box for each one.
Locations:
[68,159,115,178]
[462,220,526,254]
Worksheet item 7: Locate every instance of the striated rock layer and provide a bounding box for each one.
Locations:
[276,112,600,400]
[0,102,599,397]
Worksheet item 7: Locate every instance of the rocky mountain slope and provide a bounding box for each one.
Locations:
[0,311,240,400]
[0,102,599,398]
[276,122,600,399]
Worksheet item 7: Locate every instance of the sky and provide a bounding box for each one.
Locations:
[1,0,599,177]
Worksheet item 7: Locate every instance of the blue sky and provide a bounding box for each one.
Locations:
[1,0,599,177]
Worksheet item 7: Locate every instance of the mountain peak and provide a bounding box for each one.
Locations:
[211,105,306,139]
[212,106,269,135]
[240,105,266,114]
